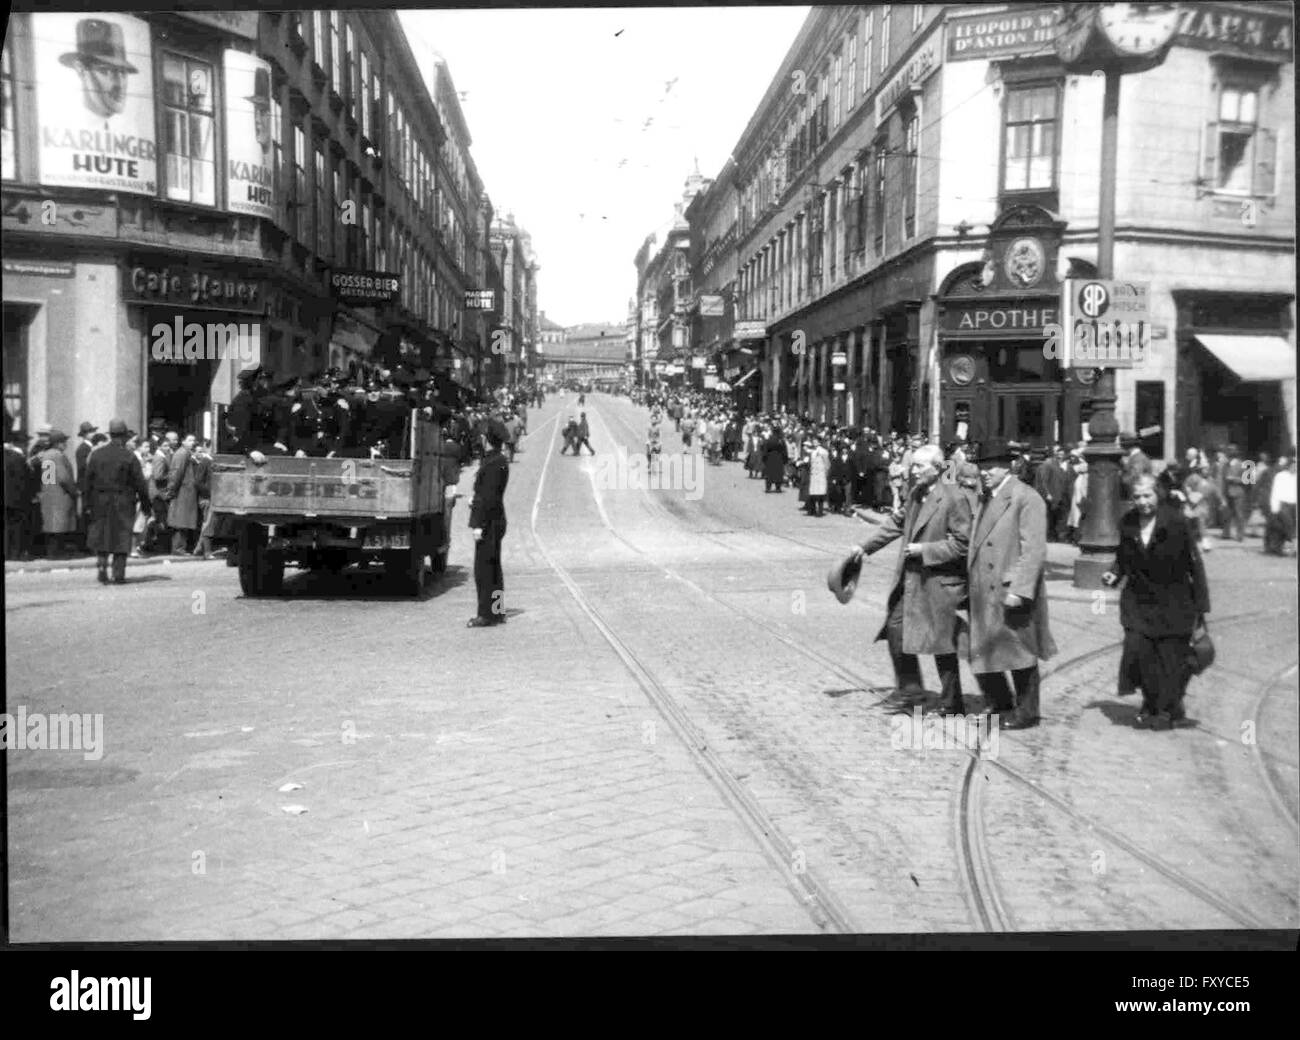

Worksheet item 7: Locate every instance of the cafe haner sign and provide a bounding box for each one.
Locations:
[32,13,158,196]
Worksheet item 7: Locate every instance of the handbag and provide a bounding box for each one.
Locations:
[1187,615,1215,677]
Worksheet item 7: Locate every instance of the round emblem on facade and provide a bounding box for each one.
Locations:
[1004,237,1046,288]
[1075,366,1099,385]
[948,355,976,385]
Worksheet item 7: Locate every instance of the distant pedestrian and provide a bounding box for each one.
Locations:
[1266,455,1296,555]
[761,428,787,493]
[85,419,153,584]
[806,437,830,517]
[576,412,595,455]
[1221,445,1249,541]
[164,432,200,555]
[1103,474,1211,729]
[967,442,1056,729]
[74,420,97,552]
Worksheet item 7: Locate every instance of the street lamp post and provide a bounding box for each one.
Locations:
[1055,1,1181,588]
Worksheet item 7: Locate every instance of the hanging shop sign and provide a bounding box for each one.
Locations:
[876,21,943,123]
[831,351,848,366]
[833,382,846,392]
[465,289,496,309]
[32,13,158,195]
[691,356,705,369]
[733,320,768,340]
[699,294,725,316]
[125,262,265,313]
[704,374,718,389]
[330,270,401,304]
[224,51,274,220]
[1058,279,1151,369]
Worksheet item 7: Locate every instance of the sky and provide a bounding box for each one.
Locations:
[399,7,810,329]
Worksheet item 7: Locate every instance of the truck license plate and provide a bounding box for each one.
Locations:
[363,532,409,549]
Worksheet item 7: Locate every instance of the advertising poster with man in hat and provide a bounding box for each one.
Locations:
[32,13,157,194]
[223,50,274,220]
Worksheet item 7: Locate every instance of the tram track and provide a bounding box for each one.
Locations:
[540,397,1295,933]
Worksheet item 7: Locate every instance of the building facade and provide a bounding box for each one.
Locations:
[663,2,1294,457]
[489,212,539,385]
[2,10,512,442]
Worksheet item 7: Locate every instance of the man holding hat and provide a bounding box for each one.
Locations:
[966,440,1057,729]
[85,419,152,584]
[850,443,972,714]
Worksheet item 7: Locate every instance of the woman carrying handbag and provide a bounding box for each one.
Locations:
[1103,474,1212,730]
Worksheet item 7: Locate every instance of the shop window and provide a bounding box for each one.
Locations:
[161,54,216,206]
[988,343,1053,383]
[1202,83,1278,198]
[2,42,16,181]
[3,306,30,434]
[1002,83,1058,193]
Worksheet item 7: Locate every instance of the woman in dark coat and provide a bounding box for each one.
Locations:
[761,430,787,493]
[1103,474,1211,730]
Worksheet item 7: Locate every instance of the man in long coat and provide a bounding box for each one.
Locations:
[467,420,510,628]
[967,442,1057,729]
[85,419,152,584]
[164,433,200,554]
[854,444,972,714]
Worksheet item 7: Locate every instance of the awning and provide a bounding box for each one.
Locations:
[1195,334,1296,382]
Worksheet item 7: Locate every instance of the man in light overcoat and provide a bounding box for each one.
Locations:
[967,442,1057,729]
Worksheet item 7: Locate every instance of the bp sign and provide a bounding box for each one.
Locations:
[1056,279,1151,368]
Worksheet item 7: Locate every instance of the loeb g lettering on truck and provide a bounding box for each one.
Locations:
[246,476,380,500]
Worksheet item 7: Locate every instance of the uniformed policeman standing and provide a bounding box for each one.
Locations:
[85,419,152,584]
[467,419,510,628]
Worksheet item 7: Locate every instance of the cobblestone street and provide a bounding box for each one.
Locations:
[6,393,1297,939]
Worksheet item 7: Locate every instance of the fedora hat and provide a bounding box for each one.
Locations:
[246,66,271,107]
[107,418,129,436]
[78,421,98,436]
[827,549,863,605]
[60,19,139,74]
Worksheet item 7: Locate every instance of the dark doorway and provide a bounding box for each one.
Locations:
[3,304,34,434]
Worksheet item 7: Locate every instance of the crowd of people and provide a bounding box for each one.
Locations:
[629,386,1297,553]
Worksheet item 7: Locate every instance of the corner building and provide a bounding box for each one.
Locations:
[2,11,494,440]
[687,2,1294,456]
